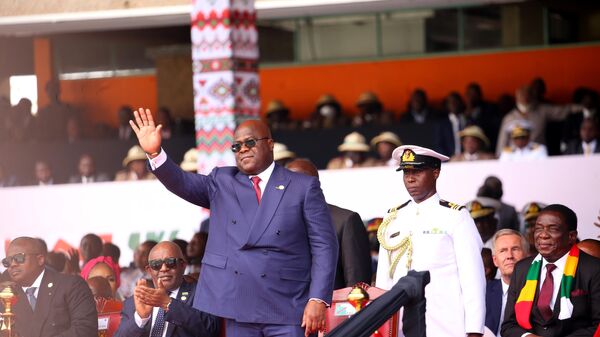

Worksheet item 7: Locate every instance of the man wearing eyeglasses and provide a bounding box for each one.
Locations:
[1,236,98,337]
[129,109,338,337]
[115,241,219,337]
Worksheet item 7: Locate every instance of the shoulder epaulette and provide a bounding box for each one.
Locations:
[439,200,465,211]
[388,200,410,213]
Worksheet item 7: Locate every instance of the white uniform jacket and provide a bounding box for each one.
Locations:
[498,143,548,162]
[376,193,486,337]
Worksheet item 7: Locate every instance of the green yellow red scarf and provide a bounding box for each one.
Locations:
[515,244,579,329]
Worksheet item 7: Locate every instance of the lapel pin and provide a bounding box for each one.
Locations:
[275,185,285,190]
[182,292,189,295]
[48,283,53,288]
[181,296,187,301]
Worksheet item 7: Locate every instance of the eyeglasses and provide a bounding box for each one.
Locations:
[148,257,183,271]
[231,137,270,153]
[2,253,37,268]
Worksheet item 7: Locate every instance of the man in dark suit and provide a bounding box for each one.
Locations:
[501,204,600,337]
[68,154,110,184]
[129,109,338,337]
[485,229,528,336]
[115,241,219,337]
[2,237,98,337]
[286,158,372,289]
[564,118,599,156]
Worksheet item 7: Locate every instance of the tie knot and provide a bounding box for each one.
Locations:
[546,263,557,273]
[251,176,261,185]
[25,287,36,296]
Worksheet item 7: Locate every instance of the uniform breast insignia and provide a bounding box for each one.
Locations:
[423,227,447,234]
[378,201,413,279]
[439,200,465,211]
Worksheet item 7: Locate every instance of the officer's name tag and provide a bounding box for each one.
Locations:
[334,302,357,316]
[422,227,447,234]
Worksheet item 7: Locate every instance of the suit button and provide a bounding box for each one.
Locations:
[276,230,281,235]
[232,220,237,224]
[234,270,239,274]
[260,274,266,278]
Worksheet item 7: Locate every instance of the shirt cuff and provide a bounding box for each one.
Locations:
[134,311,151,328]
[147,148,167,170]
[309,298,330,307]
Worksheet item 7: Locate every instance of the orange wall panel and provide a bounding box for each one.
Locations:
[60,75,157,127]
[259,45,600,119]
[34,38,53,108]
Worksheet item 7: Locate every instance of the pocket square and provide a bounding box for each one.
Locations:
[570,289,588,297]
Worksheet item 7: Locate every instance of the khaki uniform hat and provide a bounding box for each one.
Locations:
[459,126,490,147]
[356,92,380,106]
[371,131,402,147]
[122,145,148,167]
[338,132,370,152]
[180,148,198,172]
[273,143,296,161]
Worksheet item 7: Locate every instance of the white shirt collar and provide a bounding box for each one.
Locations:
[412,192,440,206]
[583,139,597,151]
[22,268,45,292]
[501,278,510,295]
[249,161,275,186]
[541,249,569,274]
[168,287,180,299]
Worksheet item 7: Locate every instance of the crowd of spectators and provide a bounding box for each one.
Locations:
[0,77,599,187]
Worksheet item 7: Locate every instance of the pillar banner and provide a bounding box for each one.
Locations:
[191,0,260,174]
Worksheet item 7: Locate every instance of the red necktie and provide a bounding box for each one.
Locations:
[251,176,262,203]
[537,263,557,321]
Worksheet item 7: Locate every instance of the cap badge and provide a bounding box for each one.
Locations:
[402,149,415,163]
[471,201,482,211]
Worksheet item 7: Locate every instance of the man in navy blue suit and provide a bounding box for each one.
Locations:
[485,229,528,336]
[115,241,219,337]
[129,109,338,337]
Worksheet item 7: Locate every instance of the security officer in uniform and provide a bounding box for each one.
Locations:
[520,202,547,256]
[499,121,548,162]
[375,145,486,337]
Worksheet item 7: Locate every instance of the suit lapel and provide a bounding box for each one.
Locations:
[164,281,195,337]
[244,165,290,247]
[233,171,259,225]
[13,286,34,336]
[30,269,54,337]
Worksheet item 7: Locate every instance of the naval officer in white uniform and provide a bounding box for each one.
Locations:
[376,145,486,337]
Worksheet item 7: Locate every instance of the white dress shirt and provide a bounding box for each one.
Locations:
[539,251,569,310]
[21,269,45,298]
[248,161,275,197]
[498,279,509,337]
[582,139,597,155]
[521,251,568,337]
[134,287,180,337]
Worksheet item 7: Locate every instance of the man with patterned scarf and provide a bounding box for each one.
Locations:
[502,204,600,337]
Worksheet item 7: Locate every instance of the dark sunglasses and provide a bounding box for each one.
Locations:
[148,257,183,271]
[231,137,270,153]
[2,252,37,268]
